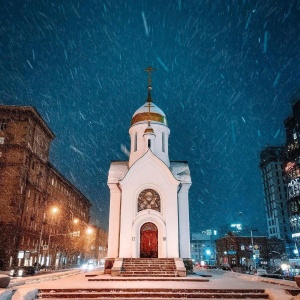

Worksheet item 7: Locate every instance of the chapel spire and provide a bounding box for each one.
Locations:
[144,66,156,103]
[129,66,170,167]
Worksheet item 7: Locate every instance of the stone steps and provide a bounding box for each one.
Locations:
[119,272,177,277]
[120,258,177,277]
[37,288,270,299]
[87,278,209,282]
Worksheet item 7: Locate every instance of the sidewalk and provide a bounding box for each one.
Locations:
[0,269,81,300]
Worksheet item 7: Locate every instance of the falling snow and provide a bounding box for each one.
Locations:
[0,1,299,233]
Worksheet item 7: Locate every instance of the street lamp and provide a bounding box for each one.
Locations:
[47,231,80,268]
[205,249,211,265]
[46,216,81,268]
[36,206,59,270]
[46,221,93,269]
[224,251,228,265]
[51,207,58,214]
[250,229,258,270]
[86,227,93,235]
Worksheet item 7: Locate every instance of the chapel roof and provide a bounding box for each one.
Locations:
[108,160,191,184]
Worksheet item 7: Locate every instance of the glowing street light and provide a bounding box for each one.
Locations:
[86,227,93,235]
[51,207,59,214]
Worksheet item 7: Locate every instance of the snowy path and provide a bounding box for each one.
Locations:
[0,269,299,300]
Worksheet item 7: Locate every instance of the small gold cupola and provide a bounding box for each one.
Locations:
[129,66,170,167]
[144,121,155,135]
[131,66,167,127]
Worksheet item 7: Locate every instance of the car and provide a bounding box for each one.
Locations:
[81,262,95,271]
[256,268,267,276]
[206,265,217,269]
[260,274,283,279]
[221,264,232,271]
[10,266,35,277]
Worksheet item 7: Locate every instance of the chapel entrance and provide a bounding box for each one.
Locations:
[140,222,158,258]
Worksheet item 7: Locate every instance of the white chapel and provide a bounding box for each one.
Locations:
[106,67,192,275]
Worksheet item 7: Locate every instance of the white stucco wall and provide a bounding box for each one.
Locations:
[178,183,192,258]
[129,123,170,168]
[119,151,180,258]
[107,183,121,258]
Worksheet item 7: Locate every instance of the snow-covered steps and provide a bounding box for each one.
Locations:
[120,258,177,277]
[37,288,270,299]
[87,277,209,282]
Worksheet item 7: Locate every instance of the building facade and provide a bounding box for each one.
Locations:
[0,105,106,270]
[259,147,291,244]
[284,99,300,255]
[107,70,192,264]
[216,233,285,270]
[190,231,216,265]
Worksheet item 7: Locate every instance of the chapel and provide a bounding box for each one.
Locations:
[106,67,192,276]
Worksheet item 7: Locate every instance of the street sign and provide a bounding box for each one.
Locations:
[254,249,260,257]
[254,245,259,250]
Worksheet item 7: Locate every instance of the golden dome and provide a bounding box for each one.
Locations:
[131,102,167,126]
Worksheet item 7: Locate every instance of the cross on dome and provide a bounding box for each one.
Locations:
[130,66,167,126]
[144,66,156,90]
[144,66,156,103]
[144,101,155,135]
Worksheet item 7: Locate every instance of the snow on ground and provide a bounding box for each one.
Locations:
[0,268,299,300]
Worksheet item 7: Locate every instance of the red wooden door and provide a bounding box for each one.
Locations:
[140,222,158,258]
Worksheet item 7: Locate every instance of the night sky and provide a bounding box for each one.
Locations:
[0,0,299,234]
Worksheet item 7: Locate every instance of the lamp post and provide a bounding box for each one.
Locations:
[47,221,93,269]
[47,231,80,267]
[47,217,80,268]
[250,229,258,270]
[206,249,211,265]
[36,213,46,270]
[224,251,228,265]
[36,206,59,270]
[85,226,94,261]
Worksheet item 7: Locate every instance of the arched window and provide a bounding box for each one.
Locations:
[134,132,137,152]
[138,189,161,212]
